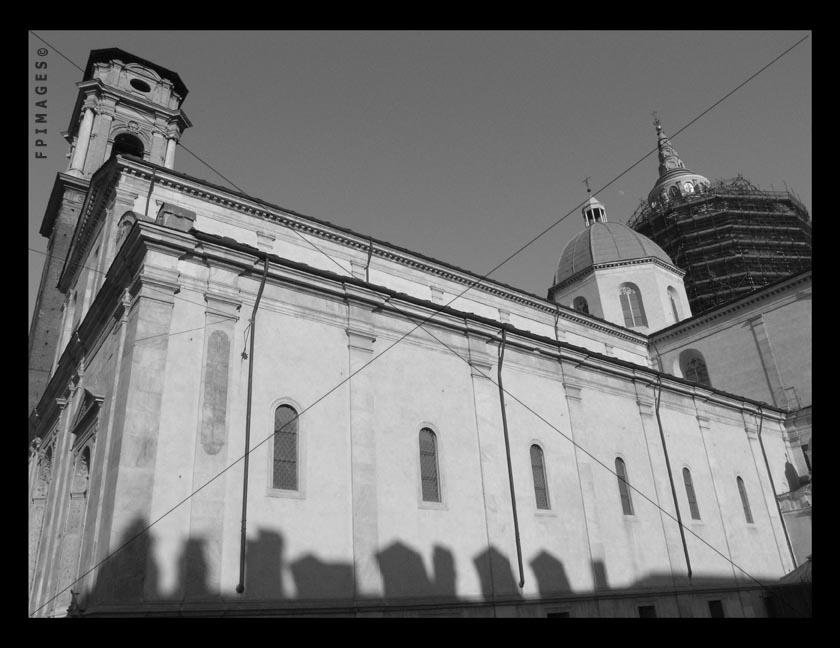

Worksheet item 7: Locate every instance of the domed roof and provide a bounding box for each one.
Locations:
[553,221,674,286]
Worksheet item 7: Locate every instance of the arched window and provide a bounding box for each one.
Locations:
[618,283,648,328]
[530,445,550,510]
[573,296,589,314]
[682,467,701,520]
[667,286,681,322]
[273,405,299,490]
[679,349,711,387]
[736,476,753,524]
[112,132,144,158]
[615,457,634,515]
[669,186,681,200]
[419,428,440,502]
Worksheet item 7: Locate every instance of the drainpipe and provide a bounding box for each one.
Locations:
[654,376,692,580]
[143,169,157,221]
[236,256,269,594]
[365,237,374,283]
[497,328,525,589]
[755,405,798,568]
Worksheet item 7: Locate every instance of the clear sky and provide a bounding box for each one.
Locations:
[28,30,811,326]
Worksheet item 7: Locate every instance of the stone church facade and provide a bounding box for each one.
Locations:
[28,49,805,618]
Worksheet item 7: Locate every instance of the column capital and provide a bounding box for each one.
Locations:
[346,326,376,354]
[637,397,655,417]
[563,382,583,401]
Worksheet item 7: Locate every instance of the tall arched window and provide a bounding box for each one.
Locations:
[667,286,681,322]
[615,457,634,515]
[530,445,550,510]
[618,283,648,328]
[682,467,701,520]
[736,476,753,524]
[679,349,711,387]
[273,405,299,490]
[419,428,440,502]
[573,296,589,314]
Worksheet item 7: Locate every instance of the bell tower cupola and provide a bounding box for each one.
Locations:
[64,48,191,178]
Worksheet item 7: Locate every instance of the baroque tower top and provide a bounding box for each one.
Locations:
[646,116,710,209]
[63,48,192,178]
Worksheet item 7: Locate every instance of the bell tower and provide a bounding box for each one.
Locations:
[29,49,191,414]
[64,48,191,177]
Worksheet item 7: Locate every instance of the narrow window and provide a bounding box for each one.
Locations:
[273,405,299,490]
[618,283,648,328]
[708,600,725,618]
[419,428,440,502]
[638,605,657,618]
[573,296,589,314]
[679,349,711,387]
[615,457,634,515]
[801,444,811,473]
[736,476,753,524]
[530,444,550,510]
[682,467,701,520]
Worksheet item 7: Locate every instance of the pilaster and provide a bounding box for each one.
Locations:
[745,315,788,409]
[344,286,382,598]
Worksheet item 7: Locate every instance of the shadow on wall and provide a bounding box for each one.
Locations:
[77,516,807,617]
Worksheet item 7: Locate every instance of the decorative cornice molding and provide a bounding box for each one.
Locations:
[112,158,648,345]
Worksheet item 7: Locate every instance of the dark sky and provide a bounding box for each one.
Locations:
[28,30,811,325]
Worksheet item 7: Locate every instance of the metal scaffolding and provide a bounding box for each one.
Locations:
[628,175,811,315]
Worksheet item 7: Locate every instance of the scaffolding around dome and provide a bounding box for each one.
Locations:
[627,175,811,314]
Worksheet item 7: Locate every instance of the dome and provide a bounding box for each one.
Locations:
[553,221,674,286]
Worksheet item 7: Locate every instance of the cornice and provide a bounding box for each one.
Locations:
[111,157,648,346]
[550,256,686,294]
[39,172,90,238]
[650,270,812,345]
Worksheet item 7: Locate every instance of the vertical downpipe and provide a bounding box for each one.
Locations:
[236,257,269,594]
[143,169,157,221]
[654,376,692,580]
[497,329,525,589]
[755,405,798,568]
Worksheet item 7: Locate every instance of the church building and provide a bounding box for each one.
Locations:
[28,49,807,618]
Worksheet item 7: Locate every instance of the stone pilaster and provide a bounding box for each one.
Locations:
[95,261,180,605]
[745,315,788,409]
[561,380,605,591]
[31,395,73,616]
[465,329,520,599]
[184,290,240,600]
[635,388,682,587]
[345,286,382,599]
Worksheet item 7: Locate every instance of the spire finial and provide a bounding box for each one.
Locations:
[652,110,662,133]
[583,176,592,194]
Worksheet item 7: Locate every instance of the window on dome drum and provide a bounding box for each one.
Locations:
[273,405,299,490]
[573,296,589,314]
[615,457,634,515]
[679,349,711,387]
[667,286,681,322]
[736,476,754,524]
[419,428,440,502]
[682,467,701,520]
[530,445,550,510]
[618,283,648,328]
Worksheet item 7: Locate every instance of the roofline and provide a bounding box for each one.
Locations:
[107,155,651,343]
[650,268,812,342]
[83,48,189,99]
